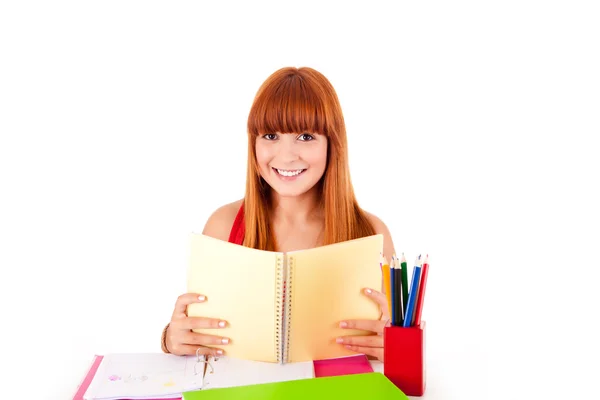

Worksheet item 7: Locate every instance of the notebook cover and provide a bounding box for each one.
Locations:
[313,355,373,377]
[73,355,104,400]
[182,372,408,400]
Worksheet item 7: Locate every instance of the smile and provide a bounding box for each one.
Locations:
[273,168,306,177]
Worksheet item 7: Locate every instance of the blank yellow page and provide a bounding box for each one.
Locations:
[186,234,282,363]
[285,234,383,362]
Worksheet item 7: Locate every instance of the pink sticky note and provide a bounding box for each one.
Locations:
[313,355,374,377]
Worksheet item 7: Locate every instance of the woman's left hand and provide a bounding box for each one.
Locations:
[337,288,390,361]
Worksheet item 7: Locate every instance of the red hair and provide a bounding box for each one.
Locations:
[243,67,375,250]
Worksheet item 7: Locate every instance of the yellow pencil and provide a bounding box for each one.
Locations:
[382,254,392,317]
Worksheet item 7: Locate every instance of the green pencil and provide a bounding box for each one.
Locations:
[400,253,409,320]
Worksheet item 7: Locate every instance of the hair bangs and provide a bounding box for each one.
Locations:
[247,72,334,138]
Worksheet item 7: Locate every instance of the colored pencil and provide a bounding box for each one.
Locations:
[403,256,422,327]
[394,254,402,326]
[411,255,422,325]
[381,254,392,321]
[390,256,396,325]
[413,254,429,326]
[400,253,409,321]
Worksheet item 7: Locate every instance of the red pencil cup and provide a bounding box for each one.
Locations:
[383,321,426,396]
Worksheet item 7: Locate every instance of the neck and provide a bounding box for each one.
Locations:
[270,187,323,225]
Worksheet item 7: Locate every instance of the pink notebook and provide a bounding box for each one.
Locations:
[73,355,104,400]
[313,355,374,377]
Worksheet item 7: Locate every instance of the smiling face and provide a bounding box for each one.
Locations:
[255,131,328,198]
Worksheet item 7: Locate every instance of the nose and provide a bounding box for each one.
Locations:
[277,135,299,162]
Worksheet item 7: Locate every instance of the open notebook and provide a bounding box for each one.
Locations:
[82,353,203,400]
[187,233,383,363]
[81,353,315,400]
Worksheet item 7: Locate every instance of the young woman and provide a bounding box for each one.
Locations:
[161,67,397,361]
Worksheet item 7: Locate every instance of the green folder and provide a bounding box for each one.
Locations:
[182,372,408,400]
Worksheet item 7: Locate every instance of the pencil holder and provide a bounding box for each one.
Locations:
[383,321,426,396]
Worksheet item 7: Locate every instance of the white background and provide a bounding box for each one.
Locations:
[1,1,599,399]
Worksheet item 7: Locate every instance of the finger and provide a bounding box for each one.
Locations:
[172,293,207,318]
[343,344,383,361]
[182,331,231,347]
[363,288,389,314]
[176,317,228,330]
[339,319,387,334]
[336,334,383,348]
[168,343,225,357]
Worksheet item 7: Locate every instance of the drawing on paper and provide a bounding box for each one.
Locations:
[163,379,175,387]
[87,354,201,399]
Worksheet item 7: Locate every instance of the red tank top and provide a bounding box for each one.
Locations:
[228,203,245,245]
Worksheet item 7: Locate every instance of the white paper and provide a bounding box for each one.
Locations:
[84,353,205,400]
[202,356,314,390]
[369,360,385,373]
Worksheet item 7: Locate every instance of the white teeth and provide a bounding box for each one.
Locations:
[276,168,304,177]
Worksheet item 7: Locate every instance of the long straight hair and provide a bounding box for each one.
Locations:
[243,67,375,250]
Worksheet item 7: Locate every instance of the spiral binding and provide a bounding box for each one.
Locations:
[282,255,294,364]
[275,255,284,363]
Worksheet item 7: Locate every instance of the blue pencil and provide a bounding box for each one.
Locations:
[403,257,422,327]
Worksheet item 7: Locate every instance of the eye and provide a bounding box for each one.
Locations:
[262,133,278,140]
[298,133,315,141]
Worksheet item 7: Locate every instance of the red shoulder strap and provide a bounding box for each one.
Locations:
[228,203,245,245]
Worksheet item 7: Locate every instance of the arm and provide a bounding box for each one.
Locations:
[366,212,397,265]
[202,199,243,240]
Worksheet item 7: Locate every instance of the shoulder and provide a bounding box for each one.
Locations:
[201,199,244,241]
[364,211,396,262]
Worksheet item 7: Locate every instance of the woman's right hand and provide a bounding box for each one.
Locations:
[165,293,230,356]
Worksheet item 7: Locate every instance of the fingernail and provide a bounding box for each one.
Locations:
[339,321,347,328]
[218,321,226,328]
[198,295,206,301]
[216,350,223,355]
[221,338,229,344]
[336,337,344,343]
[365,288,372,294]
